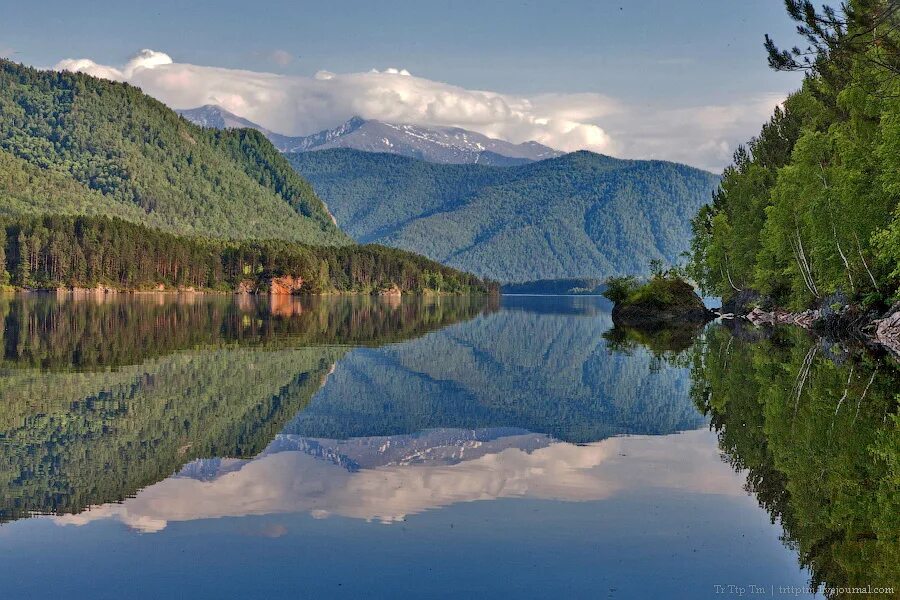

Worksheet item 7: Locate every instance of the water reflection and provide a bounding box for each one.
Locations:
[0,293,896,599]
[0,292,495,370]
[288,306,701,442]
[53,428,743,531]
[690,323,899,594]
[0,293,492,523]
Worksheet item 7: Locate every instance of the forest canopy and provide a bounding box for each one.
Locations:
[0,215,494,294]
[688,0,900,309]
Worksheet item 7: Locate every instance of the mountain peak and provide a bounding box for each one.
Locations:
[176,107,562,165]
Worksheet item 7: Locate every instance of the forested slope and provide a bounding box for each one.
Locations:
[0,215,492,294]
[688,1,900,310]
[290,149,720,282]
[0,60,346,244]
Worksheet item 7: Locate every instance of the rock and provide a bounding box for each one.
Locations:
[721,289,772,315]
[791,309,821,328]
[235,279,256,294]
[873,302,900,356]
[266,275,304,295]
[745,307,820,328]
[611,279,714,327]
[378,285,402,298]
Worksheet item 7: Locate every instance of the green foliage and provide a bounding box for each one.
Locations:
[0,59,346,244]
[1,215,495,294]
[689,2,900,308]
[603,271,699,310]
[602,276,638,304]
[289,149,720,282]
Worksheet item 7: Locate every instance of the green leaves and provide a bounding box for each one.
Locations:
[690,1,900,309]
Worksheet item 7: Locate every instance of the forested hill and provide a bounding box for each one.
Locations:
[289,149,720,282]
[0,60,346,245]
[688,2,900,310]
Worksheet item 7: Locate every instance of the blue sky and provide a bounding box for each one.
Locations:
[1,1,806,170]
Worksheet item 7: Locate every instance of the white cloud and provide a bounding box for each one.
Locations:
[54,49,783,171]
[55,49,174,81]
[603,94,786,170]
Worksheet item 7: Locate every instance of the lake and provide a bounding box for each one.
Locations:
[0,293,896,599]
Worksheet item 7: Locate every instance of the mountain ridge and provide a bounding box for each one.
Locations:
[176,104,563,165]
[289,148,721,282]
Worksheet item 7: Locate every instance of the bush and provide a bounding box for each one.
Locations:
[603,276,638,304]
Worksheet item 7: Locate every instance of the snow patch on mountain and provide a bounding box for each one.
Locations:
[176,105,563,165]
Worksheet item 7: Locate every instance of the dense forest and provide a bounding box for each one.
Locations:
[290,149,720,282]
[0,215,493,294]
[0,59,344,244]
[689,0,900,310]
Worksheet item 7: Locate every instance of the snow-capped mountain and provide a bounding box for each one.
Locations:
[176,105,562,165]
[176,104,276,133]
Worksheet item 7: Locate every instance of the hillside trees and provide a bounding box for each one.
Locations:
[689,0,900,309]
[0,215,494,294]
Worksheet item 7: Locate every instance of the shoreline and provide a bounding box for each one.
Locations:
[4,286,494,297]
[719,302,900,359]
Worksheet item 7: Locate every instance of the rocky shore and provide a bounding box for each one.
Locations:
[721,292,900,358]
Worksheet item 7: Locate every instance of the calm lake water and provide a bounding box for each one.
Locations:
[0,294,896,599]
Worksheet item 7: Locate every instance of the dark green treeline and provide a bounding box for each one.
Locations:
[0,215,495,294]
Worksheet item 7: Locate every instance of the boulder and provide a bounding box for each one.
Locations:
[611,279,713,327]
[873,302,900,356]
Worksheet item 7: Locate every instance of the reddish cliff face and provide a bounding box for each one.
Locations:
[267,276,304,295]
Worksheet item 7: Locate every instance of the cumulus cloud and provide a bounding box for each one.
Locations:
[56,49,174,81]
[603,94,786,170]
[54,49,784,171]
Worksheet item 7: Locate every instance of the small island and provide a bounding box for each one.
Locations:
[602,266,713,327]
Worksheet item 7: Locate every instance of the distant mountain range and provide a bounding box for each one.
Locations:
[289,149,721,282]
[176,105,563,165]
[174,104,720,283]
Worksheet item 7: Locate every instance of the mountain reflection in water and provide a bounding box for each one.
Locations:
[0,293,895,599]
[53,428,741,530]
